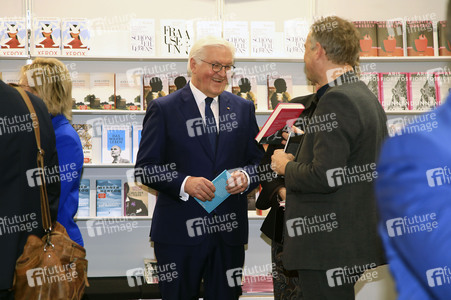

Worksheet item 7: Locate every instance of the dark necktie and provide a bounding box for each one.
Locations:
[205,97,217,154]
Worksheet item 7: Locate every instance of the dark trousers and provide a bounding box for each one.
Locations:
[154,233,244,300]
[297,269,363,300]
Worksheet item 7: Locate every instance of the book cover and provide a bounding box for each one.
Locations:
[124,181,149,216]
[96,179,122,217]
[160,19,193,57]
[267,75,292,110]
[90,73,115,110]
[232,75,257,110]
[409,72,437,111]
[130,18,155,56]
[101,125,132,164]
[251,21,275,57]
[0,71,20,85]
[195,169,231,213]
[132,124,142,163]
[72,124,93,164]
[377,21,404,56]
[223,21,249,57]
[434,72,451,106]
[71,72,91,109]
[0,18,27,56]
[353,21,378,57]
[168,73,189,94]
[143,258,159,284]
[360,72,380,100]
[379,72,410,111]
[32,17,61,56]
[437,21,451,56]
[143,74,168,110]
[284,19,309,57]
[115,73,142,110]
[406,21,434,56]
[77,178,90,217]
[255,102,305,144]
[196,20,222,40]
[62,18,90,56]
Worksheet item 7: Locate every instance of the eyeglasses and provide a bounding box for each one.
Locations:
[200,59,235,73]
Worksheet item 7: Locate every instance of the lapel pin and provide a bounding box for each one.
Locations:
[227,107,230,110]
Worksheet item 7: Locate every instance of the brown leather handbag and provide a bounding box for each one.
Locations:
[11,86,89,300]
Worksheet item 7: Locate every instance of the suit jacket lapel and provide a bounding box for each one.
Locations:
[179,85,215,161]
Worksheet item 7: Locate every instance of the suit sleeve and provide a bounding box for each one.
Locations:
[284,90,360,194]
[375,133,451,298]
[134,100,187,199]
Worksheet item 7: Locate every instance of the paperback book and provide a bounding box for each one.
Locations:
[232,75,257,109]
[377,20,404,56]
[62,18,90,56]
[160,19,193,57]
[409,72,437,111]
[437,21,451,56]
[434,72,451,105]
[284,19,309,57]
[72,124,93,164]
[196,20,222,40]
[90,73,115,110]
[353,21,378,57]
[32,17,61,56]
[124,181,149,216]
[96,179,122,217]
[406,21,434,56]
[77,178,90,217]
[168,73,189,94]
[360,72,380,100]
[0,18,27,56]
[0,71,20,85]
[132,125,142,163]
[267,75,292,110]
[115,73,142,110]
[379,72,410,111]
[195,169,231,213]
[71,72,91,109]
[101,125,132,164]
[143,74,168,109]
[250,21,275,57]
[129,19,155,56]
[223,21,249,57]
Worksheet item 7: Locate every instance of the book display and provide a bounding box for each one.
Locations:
[2,1,450,298]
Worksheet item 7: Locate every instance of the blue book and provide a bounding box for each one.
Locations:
[195,170,231,213]
[96,179,122,216]
[77,178,90,217]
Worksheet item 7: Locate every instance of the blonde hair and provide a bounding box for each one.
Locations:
[20,57,73,120]
[187,36,235,75]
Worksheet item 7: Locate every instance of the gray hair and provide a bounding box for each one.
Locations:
[187,36,235,75]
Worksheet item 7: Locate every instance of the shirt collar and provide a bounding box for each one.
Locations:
[189,81,219,105]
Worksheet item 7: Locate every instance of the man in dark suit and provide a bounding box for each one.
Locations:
[0,81,60,299]
[271,16,387,299]
[135,36,264,299]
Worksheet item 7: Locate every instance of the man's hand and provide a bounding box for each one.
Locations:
[226,171,248,195]
[281,126,304,145]
[271,149,295,175]
[185,177,215,201]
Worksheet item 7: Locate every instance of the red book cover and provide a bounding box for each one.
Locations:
[255,103,304,144]
[435,72,451,106]
[353,21,378,57]
[437,21,451,56]
[377,21,404,56]
[406,21,434,56]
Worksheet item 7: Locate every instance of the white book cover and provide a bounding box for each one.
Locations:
[435,72,451,106]
[379,72,410,111]
[196,21,222,40]
[360,72,380,100]
[90,73,115,110]
[130,19,155,56]
[160,19,194,57]
[77,178,90,217]
[251,21,275,57]
[409,72,436,111]
[143,74,168,110]
[132,124,142,163]
[101,125,132,164]
[62,18,90,56]
[0,18,27,56]
[284,19,309,57]
[71,72,91,110]
[115,73,142,110]
[223,21,249,57]
[96,179,122,217]
[0,71,20,85]
[232,75,258,110]
[32,17,61,56]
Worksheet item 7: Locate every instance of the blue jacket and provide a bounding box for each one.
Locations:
[375,96,451,299]
[52,114,84,246]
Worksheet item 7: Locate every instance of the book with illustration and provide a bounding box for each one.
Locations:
[101,125,132,164]
[96,179,122,217]
[32,17,61,56]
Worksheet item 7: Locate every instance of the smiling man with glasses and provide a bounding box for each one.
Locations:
[135,36,264,300]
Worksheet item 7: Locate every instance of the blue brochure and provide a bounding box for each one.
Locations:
[195,170,231,213]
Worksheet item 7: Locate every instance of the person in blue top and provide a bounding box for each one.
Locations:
[19,57,84,246]
[375,4,451,295]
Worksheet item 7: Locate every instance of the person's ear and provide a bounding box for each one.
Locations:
[190,58,198,74]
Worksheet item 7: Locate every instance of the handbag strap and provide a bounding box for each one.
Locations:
[13,86,52,232]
